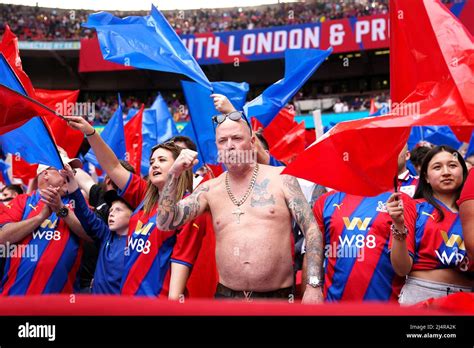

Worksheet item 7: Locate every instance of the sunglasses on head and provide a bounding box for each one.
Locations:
[212,111,252,134]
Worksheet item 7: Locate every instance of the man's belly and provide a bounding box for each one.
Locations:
[215,224,294,292]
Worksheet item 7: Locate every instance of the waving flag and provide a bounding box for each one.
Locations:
[257,107,306,164]
[244,48,332,127]
[84,5,212,90]
[0,25,35,96]
[86,94,126,169]
[0,117,63,171]
[408,126,463,150]
[0,27,63,177]
[0,61,63,170]
[182,81,249,165]
[141,93,178,176]
[284,0,474,196]
[34,89,83,157]
[124,105,144,174]
[0,54,56,135]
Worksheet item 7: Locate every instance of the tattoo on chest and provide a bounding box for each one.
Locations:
[250,179,276,207]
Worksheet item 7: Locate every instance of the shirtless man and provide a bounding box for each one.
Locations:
[156,95,324,303]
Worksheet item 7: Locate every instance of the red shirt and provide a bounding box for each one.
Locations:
[0,192,82,295]
[118,173,204,297]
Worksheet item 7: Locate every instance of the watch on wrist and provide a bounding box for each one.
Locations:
[307,276,323,288]
[57,206,69,218]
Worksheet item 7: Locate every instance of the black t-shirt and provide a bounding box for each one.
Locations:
[77,184,109,290]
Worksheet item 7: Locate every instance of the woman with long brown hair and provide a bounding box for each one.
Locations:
[65,116,201,298]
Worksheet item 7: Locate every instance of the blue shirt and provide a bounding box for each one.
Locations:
[269,155,285,167]
[69,189,126,294]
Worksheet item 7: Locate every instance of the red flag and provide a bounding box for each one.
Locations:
[263,107,296,148]
[124,105,144,174]
[0,25,35,96]
[390,0,474,141]
[261,107,306,163]
[0,84,59,135]
[270,121,306,164]
[284,0,474,196]
[34,89,83,157]
[12,157,38,186]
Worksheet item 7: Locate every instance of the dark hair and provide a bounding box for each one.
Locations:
[168,135,197,152]
[3,184,24,195]
[414,145,468,221]
[410,146,431,168]
[255,130,269,151]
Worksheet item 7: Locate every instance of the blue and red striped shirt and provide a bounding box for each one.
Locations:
[407,198,470,272]
[118,173,204,297]
[313,191,416,301]
[0,191,82,295]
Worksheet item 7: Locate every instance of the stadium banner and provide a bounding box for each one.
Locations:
[78,0,472,72]
[182,14,388,64]
[79,14,389,72]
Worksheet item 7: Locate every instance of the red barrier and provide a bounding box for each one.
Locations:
[0,293,472,316]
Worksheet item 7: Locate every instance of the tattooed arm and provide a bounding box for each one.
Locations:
[157,179,210,231]
[156,149,210,231]
[281,174,324,304]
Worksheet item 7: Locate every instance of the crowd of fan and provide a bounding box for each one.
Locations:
[88,90,389,125]
[0,1,394,41]
[87,93,190,125]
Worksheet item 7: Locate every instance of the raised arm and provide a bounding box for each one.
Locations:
[281,174,324,304]
[73,168,97,197]
[64,116,130,191]
[61,164,109,243]
[156,149,209,231]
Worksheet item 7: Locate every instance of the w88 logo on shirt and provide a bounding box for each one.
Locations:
[32,230,61,241]
[127,236,151,255]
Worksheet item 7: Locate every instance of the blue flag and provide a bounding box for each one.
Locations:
[408,126,462,150]
[84,5,212,91]
[141,93,179,176]
[0,117,64,170]
[244,48,332,127]
[182,81,249,165]
[0,54,63,169]
[0,54,26,94]
[85,94,126,169]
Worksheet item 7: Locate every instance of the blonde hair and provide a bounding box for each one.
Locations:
[143,142,193,215]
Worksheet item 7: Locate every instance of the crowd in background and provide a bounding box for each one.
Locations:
[0,0,394,40]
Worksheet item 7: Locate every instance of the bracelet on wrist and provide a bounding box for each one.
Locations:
[85,129,96,137]
[390,223,408,241]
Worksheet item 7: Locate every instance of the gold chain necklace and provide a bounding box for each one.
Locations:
[225,164,259,224]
